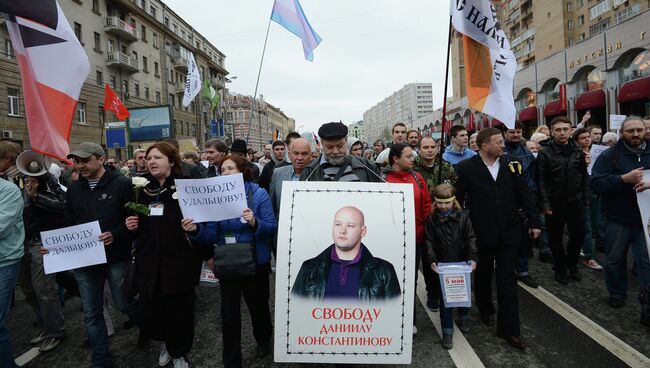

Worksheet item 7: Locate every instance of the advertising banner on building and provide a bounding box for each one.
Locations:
[127,105,173,142]
[274,181,416,364]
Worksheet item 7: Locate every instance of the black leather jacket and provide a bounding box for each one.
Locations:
[537,139,590,211]
[291,244,401,301]
[425,210,477,265]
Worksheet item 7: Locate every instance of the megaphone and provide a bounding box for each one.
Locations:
[16,150,52,177]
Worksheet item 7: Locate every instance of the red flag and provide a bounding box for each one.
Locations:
[104,84,130,120]
[559,84,567,111]
[3,0,90,162]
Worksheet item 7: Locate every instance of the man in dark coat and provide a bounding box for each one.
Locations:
[291,206,400,300]
[59,142,144,367]
[230,139,260,182]
[456,128,540,350]
[537,116,590,285]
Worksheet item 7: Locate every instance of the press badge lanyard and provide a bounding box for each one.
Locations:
[149,188,164,216]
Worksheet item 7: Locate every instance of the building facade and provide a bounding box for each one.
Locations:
[0,0,228,158]
[347,121,365,142]
[362,83,433,143]
[225,93,295,152]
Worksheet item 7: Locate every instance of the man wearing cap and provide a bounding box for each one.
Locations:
[229,139,260,182]
[301,122,381,182]
[55,142,144,367]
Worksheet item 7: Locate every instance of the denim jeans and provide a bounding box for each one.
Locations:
[582,206,594,259]
[0,261,20,368]
[20,245,65,338]
[74,262,141,368]
[515,257,529,277]
[604,220,650,301]
[439,296,469,335]
[538,214,551,256]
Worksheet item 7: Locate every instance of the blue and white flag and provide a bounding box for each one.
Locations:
[271,0,322,61]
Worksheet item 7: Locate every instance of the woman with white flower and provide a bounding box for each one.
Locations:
[124,141,203,368]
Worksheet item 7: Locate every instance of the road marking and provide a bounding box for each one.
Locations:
[15,347,40,367]
[417,271,485,368]
[519,282,650,368]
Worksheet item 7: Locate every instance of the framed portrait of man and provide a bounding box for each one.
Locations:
[274,181,416,364]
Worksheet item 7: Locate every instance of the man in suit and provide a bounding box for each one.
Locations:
[269,138,313,214]
[456,127,541,350]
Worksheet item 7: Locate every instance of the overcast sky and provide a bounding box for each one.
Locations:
[164,0,451,133]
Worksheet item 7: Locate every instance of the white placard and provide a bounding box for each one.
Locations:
[200,160,209,168]
[199,261,219,286]
[437,263,473,308]
[610,114,626,130]
[636,170,650,259]
[174,173,247,223]
[274,182,416,364]
[41,221,106,274]
[588,144,609,175]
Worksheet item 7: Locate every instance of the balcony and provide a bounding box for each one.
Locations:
[521,28,535,41]
[172,56,188,72]
[174,82,186,94]
[211,77,225,90]
[106,51,139,73]
[104,17,139,42]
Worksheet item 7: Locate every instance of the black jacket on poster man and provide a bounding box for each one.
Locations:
[134,174,203,299]
[299,155,382,182]
[537,139,590,212]
[291,244,401,301]
[455,155,540,247]
[64,167,133,264]
[425,210,477,265]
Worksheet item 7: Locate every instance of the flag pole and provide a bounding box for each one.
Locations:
[246,14,273,142]
[437,15,453,184]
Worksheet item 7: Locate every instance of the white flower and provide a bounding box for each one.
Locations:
[132,177,150,188]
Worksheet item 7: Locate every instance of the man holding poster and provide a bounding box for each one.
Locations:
[592,116,650,318]
[57,142,143,367]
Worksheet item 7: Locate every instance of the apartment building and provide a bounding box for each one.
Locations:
[0,0,228,158]
[362,83,433,143]
[225,93,295,152]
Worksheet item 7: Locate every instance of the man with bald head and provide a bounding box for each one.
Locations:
[291,206,401,300]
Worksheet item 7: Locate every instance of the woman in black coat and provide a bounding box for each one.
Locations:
[125,142,203,368]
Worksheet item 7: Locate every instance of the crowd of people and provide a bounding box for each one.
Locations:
[1,115,650,367]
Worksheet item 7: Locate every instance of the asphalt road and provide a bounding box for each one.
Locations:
[8,250,650,367]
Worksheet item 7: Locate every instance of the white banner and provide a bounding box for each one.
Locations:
[450,0,517,128]
[182,53,201,107]
[610,114,626,130]
[174,174,247,223]
[274,182,416,364]
[41,221,106,274]
[636,170,650,259]
[588,144,609,175]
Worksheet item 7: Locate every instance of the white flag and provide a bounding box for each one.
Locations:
[182,53,201,107]
[450,0,516,129]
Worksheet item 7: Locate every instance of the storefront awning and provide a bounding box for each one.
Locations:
[575,89,606,110]
[518,106,538,122]
[543,100,567,117]
[618,76,650,103]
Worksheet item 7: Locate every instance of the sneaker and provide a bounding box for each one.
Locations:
[458,318,472,333]
[441,334,453,349]
[554,271,569,285]
[517,275,539,288]
[159,343,172,367]
[579,251,586,258]
[412,325,418,335]
[426,296,439,311]
[173,357,189,368]
[608,297,624,309]
[569,267,582,281]
[30,330,46,345]
[581,259,603,270]
[39,337,62,353]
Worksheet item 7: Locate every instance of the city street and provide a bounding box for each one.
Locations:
[8,251,650,367]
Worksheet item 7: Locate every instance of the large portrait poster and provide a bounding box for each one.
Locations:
[274,181,416,364]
